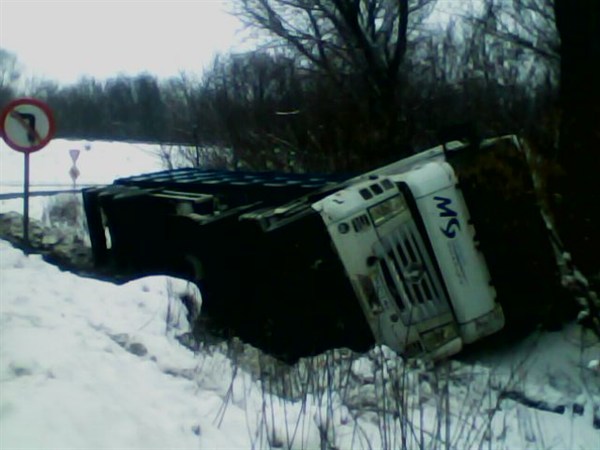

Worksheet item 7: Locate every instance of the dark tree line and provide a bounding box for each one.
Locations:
[18,73,168,143]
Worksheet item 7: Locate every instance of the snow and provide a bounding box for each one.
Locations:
[1,138,599,449]
[0,243,254,449]
[0,139,162,189]
[0,139,164,221]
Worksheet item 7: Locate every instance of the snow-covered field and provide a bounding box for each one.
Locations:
[1,139,599,449]
[0,139,164,221]
[0,139,162,190]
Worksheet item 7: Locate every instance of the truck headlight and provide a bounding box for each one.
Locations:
[369,195,407,226]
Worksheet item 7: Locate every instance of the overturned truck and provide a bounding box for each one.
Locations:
[83,135,566,361]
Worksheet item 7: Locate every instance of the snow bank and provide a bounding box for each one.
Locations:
[0,240,247,449]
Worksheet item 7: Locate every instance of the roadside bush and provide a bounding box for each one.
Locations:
[41,193,88,244]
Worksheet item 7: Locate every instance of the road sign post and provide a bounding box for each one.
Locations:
[23,152,31,244]
[69,149,81,188]
[1,98,56,246]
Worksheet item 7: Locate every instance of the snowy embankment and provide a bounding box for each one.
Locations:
[1,239,599,449]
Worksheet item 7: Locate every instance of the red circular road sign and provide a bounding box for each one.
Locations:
[1,98,56,153]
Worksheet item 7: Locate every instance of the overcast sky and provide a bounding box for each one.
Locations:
[1,0,244,84]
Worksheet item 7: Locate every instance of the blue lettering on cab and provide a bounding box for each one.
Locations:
[434,196,460,238]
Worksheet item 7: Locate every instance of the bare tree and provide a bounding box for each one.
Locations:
[232,0,437,164]
[161,72,206,146]
[0,49,21,107]
[201,52,305,170]
[474,0,559,62]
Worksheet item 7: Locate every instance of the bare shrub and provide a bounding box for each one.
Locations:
[41,193,88,242]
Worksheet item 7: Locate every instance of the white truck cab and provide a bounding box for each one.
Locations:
[313,143,505,359]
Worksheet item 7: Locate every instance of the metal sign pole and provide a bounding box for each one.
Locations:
[1,98,56,247]
[23,152,30,245]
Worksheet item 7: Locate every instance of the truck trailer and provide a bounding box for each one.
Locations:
[82,135,561,361]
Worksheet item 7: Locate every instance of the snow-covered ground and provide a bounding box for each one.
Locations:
[1,139,599,449]
[0,139,164,221]
[0,139,162,190]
